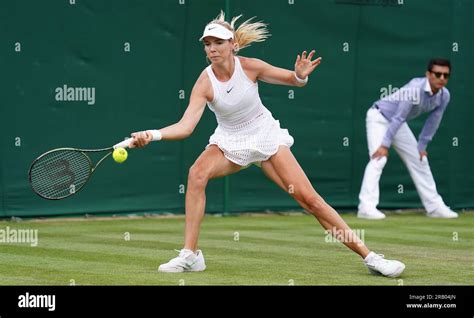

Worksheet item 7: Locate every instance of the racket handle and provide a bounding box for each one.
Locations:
[114,138,133,149]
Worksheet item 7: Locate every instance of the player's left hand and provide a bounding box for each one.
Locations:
[419,150,428,161]
[295,50,322,79]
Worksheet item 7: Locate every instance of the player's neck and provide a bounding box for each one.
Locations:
[212,56,235,82]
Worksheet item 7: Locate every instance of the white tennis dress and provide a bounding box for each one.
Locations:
[205,56,294,167]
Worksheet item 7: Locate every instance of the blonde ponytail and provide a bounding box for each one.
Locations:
[207,10,270,53]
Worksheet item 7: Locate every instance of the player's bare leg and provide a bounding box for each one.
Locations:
[158,145,241,272]
[261,146,405,277]
[184,145,241,251]
[261,147,369,257]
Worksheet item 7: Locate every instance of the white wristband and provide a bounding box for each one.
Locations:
[147,129,162,141]
[295,73,308,84]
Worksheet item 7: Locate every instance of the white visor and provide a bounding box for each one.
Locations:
[199,23,234,41]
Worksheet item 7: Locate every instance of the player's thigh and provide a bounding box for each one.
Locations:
[261,159,315,206]
[261,160,286,192]
[267,146,323,204]
[190,145,242,180]
[262,159,321,211]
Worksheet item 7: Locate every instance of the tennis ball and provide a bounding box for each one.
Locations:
[113,147,128,163]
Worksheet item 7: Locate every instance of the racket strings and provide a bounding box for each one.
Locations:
[30,150,92,199]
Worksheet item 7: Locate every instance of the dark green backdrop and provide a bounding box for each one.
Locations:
[1,0,472,217]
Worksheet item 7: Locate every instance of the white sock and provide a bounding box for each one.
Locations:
[364,251,376,262]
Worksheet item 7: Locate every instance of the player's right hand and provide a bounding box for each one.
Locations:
[130,131,153,148]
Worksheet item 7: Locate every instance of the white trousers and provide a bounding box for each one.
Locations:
[358,107,445,212]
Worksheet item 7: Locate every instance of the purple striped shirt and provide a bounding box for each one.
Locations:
[375,77,450,151]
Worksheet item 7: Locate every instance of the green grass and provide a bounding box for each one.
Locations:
[0,211,473,285]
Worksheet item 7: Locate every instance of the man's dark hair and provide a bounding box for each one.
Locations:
[427,58,451,72]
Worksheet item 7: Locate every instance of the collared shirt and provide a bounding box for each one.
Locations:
[375,77,450,151]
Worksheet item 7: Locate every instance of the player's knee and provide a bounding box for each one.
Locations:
[303,195,327,216]
[188,165,210,189]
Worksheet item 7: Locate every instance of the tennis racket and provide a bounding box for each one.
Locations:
[28,138,134,200]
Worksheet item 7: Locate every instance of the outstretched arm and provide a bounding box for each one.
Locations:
[254,50,322,87]
[129,71,209,148]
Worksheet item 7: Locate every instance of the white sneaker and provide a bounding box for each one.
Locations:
[427,206,459,219]
[158,249,206,273]
[357,207,386,220]
[364,252,405,278]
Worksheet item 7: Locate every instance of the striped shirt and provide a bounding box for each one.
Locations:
[375,77,450,151]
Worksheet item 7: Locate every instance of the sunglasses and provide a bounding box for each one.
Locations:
[430,71,450,79]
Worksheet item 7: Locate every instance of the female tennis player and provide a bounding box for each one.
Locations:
[129,12,405,277]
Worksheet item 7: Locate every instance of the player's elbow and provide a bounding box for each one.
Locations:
[183,127,194,138]
[179,122,195,139]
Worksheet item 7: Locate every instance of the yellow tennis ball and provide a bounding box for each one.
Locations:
[113,147,128,163]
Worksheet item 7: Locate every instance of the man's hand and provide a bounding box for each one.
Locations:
[419,150,428,161]
[372,146,389,160]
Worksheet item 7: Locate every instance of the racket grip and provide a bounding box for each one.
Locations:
[114,138,133,149]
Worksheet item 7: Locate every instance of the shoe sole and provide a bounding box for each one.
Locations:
[427,215,458,219]
[385,263,405,278]
[368,263,405,278]
[158,265,206,273]
[357,214,386,220]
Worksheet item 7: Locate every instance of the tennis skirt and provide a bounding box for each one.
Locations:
[206,110,294,167]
